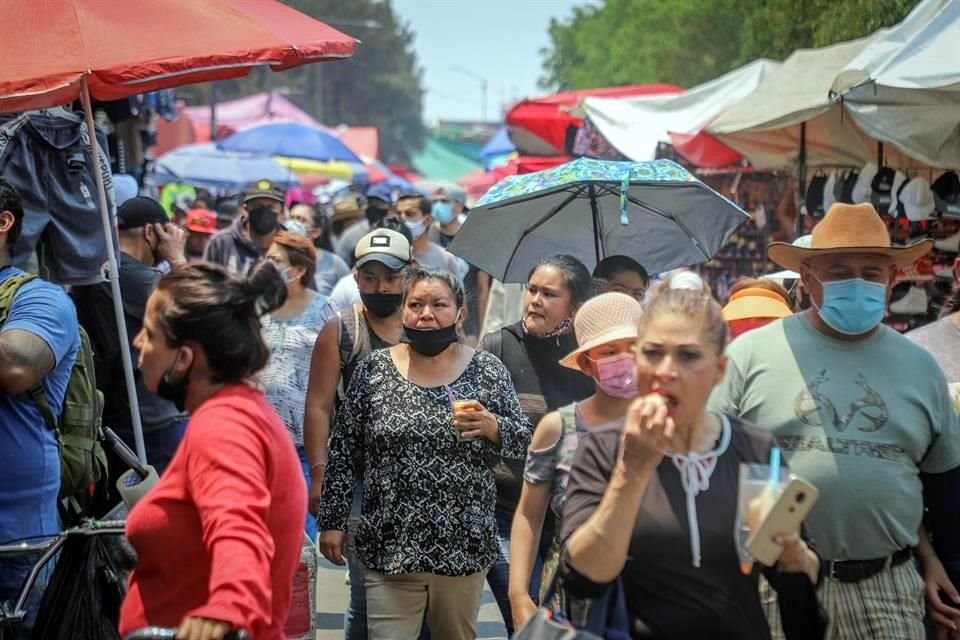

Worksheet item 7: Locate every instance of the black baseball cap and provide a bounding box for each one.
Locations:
[243,179,285,204]
[117,196,169,230]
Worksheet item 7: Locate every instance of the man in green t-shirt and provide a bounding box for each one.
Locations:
[710,203,960,639]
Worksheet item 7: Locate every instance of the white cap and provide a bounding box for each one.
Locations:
[822,172,837,212]
[900,177,935,221]
[852,163,877,204]
[669,271,706,292]
[889,170,908,213]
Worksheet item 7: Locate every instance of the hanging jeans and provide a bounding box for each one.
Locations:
[0,109,116,285]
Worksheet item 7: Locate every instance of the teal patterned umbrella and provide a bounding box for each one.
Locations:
[448,158,748,281]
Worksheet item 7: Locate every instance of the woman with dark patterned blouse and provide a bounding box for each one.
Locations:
[317,267,531,640]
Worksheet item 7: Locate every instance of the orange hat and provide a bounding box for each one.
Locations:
[185,208,217,234]
[722,287,792,322]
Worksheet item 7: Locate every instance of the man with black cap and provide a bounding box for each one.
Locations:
[72,196,189,489]
[203,178,284,275]
[336,183,395,268]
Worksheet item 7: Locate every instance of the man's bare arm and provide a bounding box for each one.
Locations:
[0,329,55,395]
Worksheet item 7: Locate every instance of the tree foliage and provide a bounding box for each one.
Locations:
[177,0,425,162]
[540,0,921,90]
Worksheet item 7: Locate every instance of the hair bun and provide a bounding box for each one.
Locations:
[231,260,287,316]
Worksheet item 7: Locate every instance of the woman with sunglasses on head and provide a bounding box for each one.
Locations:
[509,292,644,629]
[317,267,531,639]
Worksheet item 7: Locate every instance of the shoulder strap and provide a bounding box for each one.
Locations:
[350,303,362,362]
[0,273,55,430]
[558,403,578,435]
[0,273,38,325]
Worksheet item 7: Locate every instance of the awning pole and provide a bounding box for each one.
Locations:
[80,75,147,464]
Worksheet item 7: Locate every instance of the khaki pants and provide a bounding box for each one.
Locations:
[365,568,486,640]
[762,560,925,639]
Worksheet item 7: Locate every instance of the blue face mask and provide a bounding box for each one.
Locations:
[432,201,454,225]
[811,275,887,335]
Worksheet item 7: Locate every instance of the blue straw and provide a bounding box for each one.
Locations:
[768,447,781,490]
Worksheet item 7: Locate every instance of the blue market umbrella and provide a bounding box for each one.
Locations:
[152,143,300,191]
[218,122,362,163]
[448,158,748,282]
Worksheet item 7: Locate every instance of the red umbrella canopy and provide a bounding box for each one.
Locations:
[506,84,681,155]
[0,0,356,112]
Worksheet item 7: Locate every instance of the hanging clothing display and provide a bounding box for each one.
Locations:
[0,108,116,285]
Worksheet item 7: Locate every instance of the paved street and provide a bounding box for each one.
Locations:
[314,555,509,640]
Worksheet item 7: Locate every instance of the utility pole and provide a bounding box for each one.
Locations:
[451,65,488,122]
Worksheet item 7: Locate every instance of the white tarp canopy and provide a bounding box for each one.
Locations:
[832,0,960,93]
[580,59,780,163]
[830,0,960,168]
[707,37,879,170]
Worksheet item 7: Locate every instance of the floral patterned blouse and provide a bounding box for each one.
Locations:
[317,348,532,576]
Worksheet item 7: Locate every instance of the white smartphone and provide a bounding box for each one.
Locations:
[746,476,819,567]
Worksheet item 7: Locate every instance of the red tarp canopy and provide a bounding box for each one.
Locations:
[506,84,682,155]
[0,0,356,113]
[668,131,744,169]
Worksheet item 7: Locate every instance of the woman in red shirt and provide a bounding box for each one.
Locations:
[118,262,307,640]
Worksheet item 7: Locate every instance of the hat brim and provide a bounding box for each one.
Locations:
[722,296,793,322]
[767,239,933,273]
[185,224,216,234]
[559,325,638,372]
[762,269,799,281]
[330,209,363,223]
[355,254,408,271]
[243,193,285,204]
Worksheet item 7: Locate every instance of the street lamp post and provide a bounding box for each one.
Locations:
[451,65,488,123]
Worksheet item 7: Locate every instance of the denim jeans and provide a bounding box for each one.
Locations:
[295,446,318,544]
[486,507,554,636]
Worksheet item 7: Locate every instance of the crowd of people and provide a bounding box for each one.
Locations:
[1,172,959,640]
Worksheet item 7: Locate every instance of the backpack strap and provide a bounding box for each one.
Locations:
[556,403,579,463]
[0,274,54,428]
[26,384,56,431]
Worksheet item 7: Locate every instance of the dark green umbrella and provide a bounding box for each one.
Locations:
[448,158,748,281]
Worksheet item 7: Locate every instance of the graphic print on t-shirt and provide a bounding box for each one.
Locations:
[782,370,901,462]
[794,370,889,433]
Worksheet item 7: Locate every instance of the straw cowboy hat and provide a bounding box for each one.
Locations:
[722,288,793,322]
[560,292,643,371]
[768,203,932,273]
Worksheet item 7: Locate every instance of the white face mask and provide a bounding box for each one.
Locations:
[404,218,426,239]
[280,266,293,285]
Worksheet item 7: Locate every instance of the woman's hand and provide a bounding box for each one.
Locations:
[454,400,500,444]
[318,529,348,566]
[920,552,960,635]
[620,394,675,470]
[774,534,819,585]
[510,593,539,630]
[176,616,232,640]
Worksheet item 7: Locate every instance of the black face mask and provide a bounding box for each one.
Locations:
[360,292,403,318]
[366,205,388,226]
[247,205,279,237]
[400,323,459,357]
[156,359,190,411]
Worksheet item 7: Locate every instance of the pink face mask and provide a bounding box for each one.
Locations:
[592,352,638,399]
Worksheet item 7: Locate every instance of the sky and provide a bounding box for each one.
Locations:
[391,0,594,125]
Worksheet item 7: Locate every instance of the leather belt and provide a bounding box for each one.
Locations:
[824,547,913,583]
